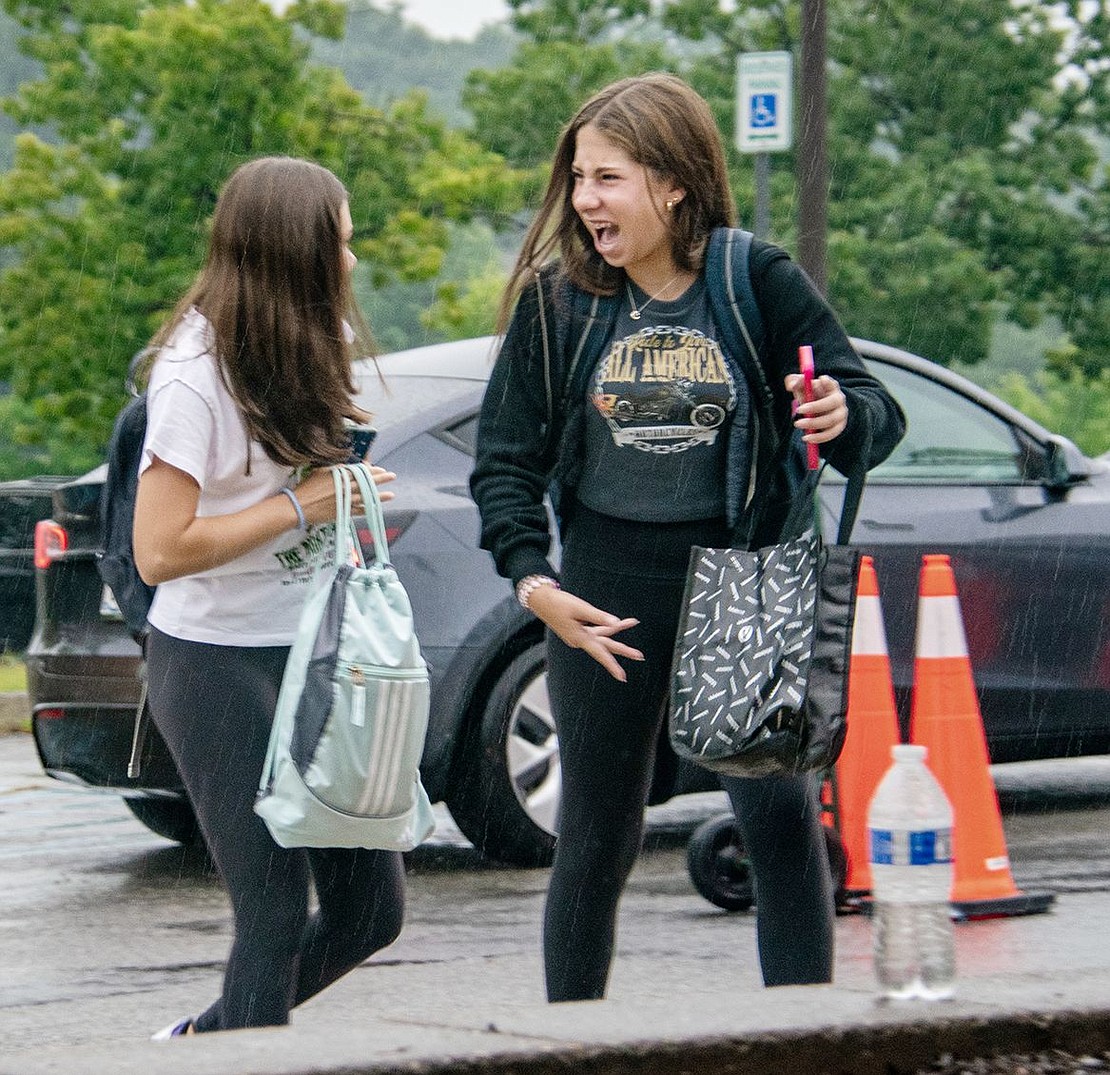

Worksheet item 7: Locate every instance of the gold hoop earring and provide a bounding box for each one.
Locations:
[665,199,675,212]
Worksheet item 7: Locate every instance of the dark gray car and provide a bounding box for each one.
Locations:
[26,336,1110,866]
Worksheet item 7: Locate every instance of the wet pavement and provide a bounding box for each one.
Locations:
[2,733,1110,1075]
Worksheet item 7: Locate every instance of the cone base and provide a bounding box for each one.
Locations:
[951,891,1055,920]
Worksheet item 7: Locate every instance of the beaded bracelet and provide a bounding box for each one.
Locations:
[516,574,560,611]
[280,486,308,532]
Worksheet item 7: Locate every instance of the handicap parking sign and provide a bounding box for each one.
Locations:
[736,52,792,152]
[750,94,777,130]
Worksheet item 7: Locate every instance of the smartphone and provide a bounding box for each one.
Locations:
[798,345,819,470]
[345,424,377,463]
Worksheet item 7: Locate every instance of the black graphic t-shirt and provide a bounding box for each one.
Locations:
[575,276,749,522]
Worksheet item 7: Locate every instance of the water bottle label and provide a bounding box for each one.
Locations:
[870,827,952,866]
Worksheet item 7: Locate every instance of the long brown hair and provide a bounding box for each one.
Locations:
[150,156,374,467]
[497,73,736,333]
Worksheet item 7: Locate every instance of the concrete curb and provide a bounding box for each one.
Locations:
[0,691,29,734]
[4,989,1110,1075]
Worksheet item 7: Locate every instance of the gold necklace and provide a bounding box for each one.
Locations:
[625,271,687,321]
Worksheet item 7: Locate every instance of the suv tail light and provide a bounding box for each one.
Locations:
[355,510,417,557]
[34,520,68,569]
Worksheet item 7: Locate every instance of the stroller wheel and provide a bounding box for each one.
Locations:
[823,825,849,906]
[685,814,754,912]
[686,814,851,912]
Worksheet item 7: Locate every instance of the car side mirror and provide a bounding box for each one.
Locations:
[1043,435,1090,490]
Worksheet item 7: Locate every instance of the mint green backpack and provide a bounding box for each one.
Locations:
[255,463,435,850]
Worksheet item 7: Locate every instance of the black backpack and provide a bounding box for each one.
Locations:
[96,393,156,641]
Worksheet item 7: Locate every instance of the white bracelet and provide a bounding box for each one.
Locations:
[516,574,559,611]
[280,486,308,531]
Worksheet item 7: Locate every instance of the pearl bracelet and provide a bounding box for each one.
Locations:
[280,486,308,531]
[516,574,559,611]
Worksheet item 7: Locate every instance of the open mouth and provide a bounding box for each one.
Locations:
[591,222,619,253]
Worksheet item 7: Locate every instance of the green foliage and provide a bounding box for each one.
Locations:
[464,39,671,170]
[462,0,1109,381]
[0,0,525,477]
[311,1,515,127]
[994,367,1110,458]
[424,270,507,341]
[357,220,511,350]
[0,653,28,693]
[507,0,652,44]
[0,8,40,170]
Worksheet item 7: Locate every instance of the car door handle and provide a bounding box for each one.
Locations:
[856,518,914,531]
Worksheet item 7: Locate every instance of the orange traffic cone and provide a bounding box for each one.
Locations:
[835,556,901,896]
[909,554,1053,918]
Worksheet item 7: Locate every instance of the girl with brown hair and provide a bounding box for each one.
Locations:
[471,74,905,1000]
[135,156,402,1037]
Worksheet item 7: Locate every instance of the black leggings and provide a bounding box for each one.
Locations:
[145,628,405,1031]
[543,504,834,1001]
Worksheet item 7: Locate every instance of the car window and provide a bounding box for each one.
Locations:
[865,362,1031,483]
[439,413,479,455]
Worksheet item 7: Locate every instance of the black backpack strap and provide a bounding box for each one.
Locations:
[705,228,768,403]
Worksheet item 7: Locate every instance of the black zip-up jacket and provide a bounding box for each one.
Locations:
[470,232,906,587]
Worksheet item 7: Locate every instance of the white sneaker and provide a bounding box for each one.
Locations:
[151,1017,195,1041]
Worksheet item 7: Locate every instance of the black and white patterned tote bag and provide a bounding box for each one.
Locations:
[669,461,865,779]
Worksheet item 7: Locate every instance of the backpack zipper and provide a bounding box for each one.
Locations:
[338,662,427,728]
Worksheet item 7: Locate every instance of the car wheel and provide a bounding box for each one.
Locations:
[124,796,201,845]
[446,643,560,867]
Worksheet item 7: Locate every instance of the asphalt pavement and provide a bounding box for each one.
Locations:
[4,709,1110,1075]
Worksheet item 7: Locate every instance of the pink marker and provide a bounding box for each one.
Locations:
[798,345,819,470]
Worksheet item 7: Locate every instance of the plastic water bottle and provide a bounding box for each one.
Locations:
[867,743,955,1000]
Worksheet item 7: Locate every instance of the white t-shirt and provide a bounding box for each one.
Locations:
[140,308,334,645]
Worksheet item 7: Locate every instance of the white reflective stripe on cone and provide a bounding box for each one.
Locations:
[914,594,970,659]
[851,594,889,656]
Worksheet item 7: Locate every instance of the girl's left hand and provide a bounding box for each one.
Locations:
[364,464,397,503]
[785,373,848,444]
[293,464,397,525]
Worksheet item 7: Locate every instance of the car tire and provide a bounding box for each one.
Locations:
[124,796,202,846]
[446,643,560,868]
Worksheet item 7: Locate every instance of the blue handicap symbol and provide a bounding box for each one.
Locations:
[750,94,777,129]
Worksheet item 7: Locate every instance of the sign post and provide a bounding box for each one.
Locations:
[736,51,793,239]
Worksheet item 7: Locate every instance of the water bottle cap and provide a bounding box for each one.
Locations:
[892,743,927,763]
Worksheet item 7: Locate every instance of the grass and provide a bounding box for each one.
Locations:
[0,655,27,693]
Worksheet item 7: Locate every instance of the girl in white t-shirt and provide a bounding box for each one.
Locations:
[134,156,400,1039]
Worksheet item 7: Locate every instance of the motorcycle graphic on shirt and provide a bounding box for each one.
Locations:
[591,326,736,453]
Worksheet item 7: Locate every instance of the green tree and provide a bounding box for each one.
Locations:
[0,0,524,476]
[463,0,1108,385]
[996,366,1110,458]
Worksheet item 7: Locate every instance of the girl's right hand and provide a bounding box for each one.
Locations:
[527,586,644,682]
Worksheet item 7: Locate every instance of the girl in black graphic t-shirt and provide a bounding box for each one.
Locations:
[471,74,905,1001]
